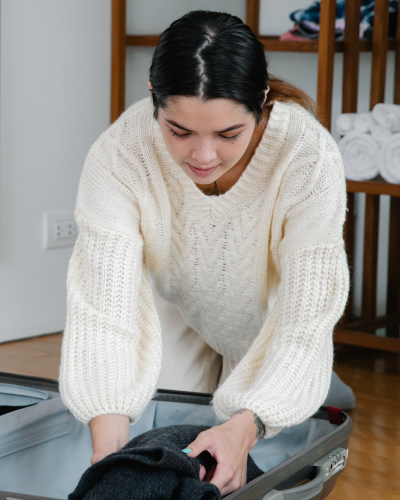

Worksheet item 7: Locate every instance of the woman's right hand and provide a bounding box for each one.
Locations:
[89,414,130,465]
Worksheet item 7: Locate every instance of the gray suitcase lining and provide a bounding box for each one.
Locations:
[0,373,351,500]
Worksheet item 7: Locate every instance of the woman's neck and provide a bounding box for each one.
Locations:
[196,106,272,195]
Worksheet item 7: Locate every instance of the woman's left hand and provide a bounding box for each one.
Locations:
[183,409,261,496]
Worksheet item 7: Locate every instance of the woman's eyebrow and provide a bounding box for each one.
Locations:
[165,119,246,134]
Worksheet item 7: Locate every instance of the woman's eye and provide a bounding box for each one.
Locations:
[168,128,191,139]
[220,132,242,142]
[168,128,242,142]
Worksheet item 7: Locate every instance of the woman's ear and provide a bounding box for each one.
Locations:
[262,86,270,106]
[148,81,153,91]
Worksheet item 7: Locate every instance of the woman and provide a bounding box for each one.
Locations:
[59,10,350,496]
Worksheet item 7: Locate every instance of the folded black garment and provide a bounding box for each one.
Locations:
[68,424,264,500]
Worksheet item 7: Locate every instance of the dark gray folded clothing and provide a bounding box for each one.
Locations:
[68,424,264,500]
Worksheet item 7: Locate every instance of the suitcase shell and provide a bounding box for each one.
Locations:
[0,371,351,500]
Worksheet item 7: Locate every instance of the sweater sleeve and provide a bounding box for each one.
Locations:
[58,135,162,427]
[211,130,350,438]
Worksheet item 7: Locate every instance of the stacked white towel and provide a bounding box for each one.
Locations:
[336,104,400,183]
[370,125,393,146]
[336,113,356,135]
[379,134,400,183]
[372,103,400,132]
[338,131,379,181]
[353,112,377,133]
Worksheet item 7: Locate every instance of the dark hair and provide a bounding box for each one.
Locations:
[149,10,319,124]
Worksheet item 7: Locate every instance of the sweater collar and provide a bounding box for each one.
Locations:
[152,99,291,218]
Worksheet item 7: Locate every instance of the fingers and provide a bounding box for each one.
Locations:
[183,429,246,495]
[182,431,213,459]
[209,462,236,492]
[183,432,215,482]
[91,451,110,465]
[204,463,217,482]
[199,465,206,481]
[209,463,246,496]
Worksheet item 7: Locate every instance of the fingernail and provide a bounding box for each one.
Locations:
[181,448,192,453]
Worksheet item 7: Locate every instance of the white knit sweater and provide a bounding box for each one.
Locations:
[59,96,350,438]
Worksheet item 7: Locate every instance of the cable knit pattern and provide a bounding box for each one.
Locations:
[59,96,350,436]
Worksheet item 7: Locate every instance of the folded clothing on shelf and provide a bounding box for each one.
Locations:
[289,20,345,41]
[279,26,314,42]
[360,0,399,40]
[279,0,399,42]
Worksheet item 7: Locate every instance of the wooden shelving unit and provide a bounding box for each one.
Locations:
[338,0,400,353]
[347,176,400,197]
[112,0,400,352]
[126,35,397,53]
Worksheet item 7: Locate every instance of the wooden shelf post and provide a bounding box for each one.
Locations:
[246,0,260,36]
[386,3,400,338]
[317,0,337,130]
[111,0,126,123]
[361,0,389,321]
[370,0,390,109]
[340,0,362,324]
[387,198,400,337]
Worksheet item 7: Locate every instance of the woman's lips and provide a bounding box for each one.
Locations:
[188,163,218,178]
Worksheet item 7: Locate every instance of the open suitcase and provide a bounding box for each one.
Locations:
[0,371,351,500]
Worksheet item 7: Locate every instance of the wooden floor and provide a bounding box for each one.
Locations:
[0,334,399,499]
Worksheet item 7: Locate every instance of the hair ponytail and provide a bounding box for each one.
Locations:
[266,75,320,121]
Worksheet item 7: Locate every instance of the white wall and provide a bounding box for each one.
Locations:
[0,0,111,342]
[0,0,393,343]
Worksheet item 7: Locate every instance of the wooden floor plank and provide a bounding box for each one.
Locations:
[343,448,400,476]
[348,408,400,432]
[332,476,400,500]
[341,465,400,491]
[349,434,400,461]
[354,391,400,412]
[329,345,400,498]
[350,421,400,442]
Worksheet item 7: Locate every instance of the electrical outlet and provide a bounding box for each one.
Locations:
[54,220,77,240]
[43,211,78,249]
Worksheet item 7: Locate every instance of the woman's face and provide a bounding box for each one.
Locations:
[157,95,257,185]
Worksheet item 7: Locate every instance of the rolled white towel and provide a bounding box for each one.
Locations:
[371,124,393,146]
[338,130,380,181]
[353,112,376,133]
[336,113,357,135]
[379,133,400,183]
[372,103,400,132]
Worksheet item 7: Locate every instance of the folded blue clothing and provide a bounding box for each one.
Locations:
[289,0,345,25]
[288,0,398,41]
[360,0,398,39]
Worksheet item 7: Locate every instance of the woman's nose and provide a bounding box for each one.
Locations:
[191,141,218,166]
